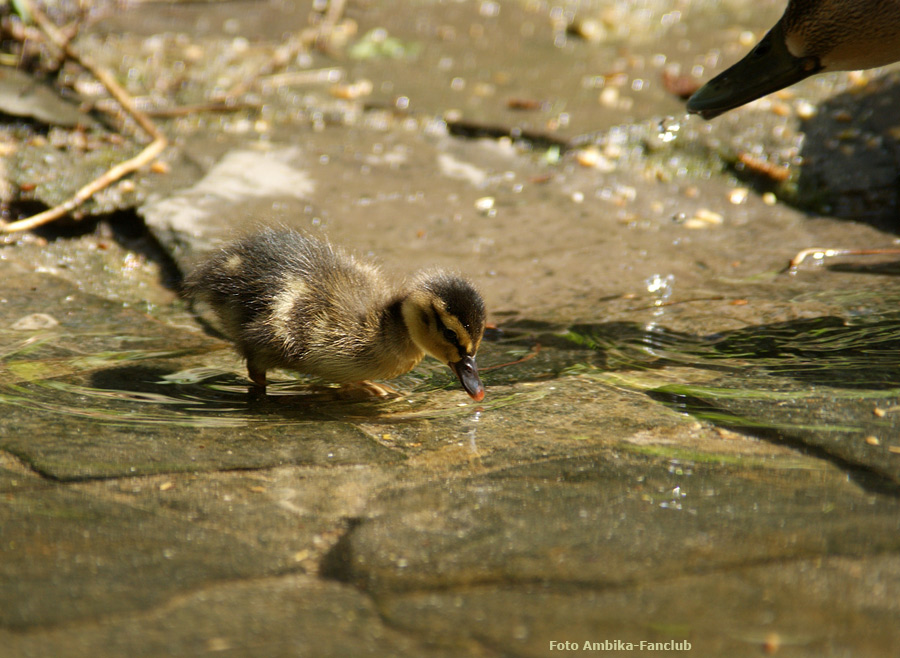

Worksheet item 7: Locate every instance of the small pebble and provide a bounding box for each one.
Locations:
[763,632,781,654]
[599,86,619,107]
[728,187,749,205]
[574,147,600,167]
[795,100,816,119]
[183,44,204,61]
[11,313,59,331]
[474,196,495,213]
[682,208,723,229]
[330,78,373,100]
[567,18,605,42]
[574,147,615,172]
[770,101,792,117]
[695,209,723,224]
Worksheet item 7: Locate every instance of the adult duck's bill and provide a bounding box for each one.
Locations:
[687,21,822,120]
[450,355,485,402]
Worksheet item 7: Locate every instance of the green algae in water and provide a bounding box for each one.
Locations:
[620,443,828,471]
[562,313,900,484]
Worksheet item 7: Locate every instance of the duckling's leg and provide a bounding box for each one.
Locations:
[246,361,268,389]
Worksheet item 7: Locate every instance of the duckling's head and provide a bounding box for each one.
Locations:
[401,272,487,401]
[688,0,900,119]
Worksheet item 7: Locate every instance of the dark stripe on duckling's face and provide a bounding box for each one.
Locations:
[432,303,467,360]
[399,273,487,400]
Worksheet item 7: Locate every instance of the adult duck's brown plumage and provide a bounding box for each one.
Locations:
[183,228,487,400]
[688,0,900,119]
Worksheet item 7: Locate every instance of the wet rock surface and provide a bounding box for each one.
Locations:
[2,1,900,656]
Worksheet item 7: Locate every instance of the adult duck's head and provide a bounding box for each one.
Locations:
[688,0,900,119]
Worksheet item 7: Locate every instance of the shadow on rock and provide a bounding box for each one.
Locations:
[794,71,900,233]
[826,259,900,276]
[90,364,243,398]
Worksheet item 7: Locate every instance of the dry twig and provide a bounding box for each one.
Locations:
[787,247,900,271]
[142,100,260,118]
[2,0,168,233]
[220,0,348,102]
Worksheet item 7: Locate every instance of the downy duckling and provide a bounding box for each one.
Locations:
[688,0,900,119]
[183,228,486,401]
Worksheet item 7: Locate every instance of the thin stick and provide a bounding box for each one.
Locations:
[788,247,900,270]
[220,0,347,102]
[142,100,260,118]
[2,0,168,233]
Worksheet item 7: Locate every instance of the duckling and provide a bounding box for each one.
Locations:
[182,228,486,401]
[688,0,900,119]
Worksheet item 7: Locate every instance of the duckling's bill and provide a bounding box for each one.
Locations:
[450,355,485,402]
[687,21,820,119]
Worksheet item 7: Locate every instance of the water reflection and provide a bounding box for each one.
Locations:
[5,312,898,426]
[0,345,546,430]
[561,313,900,486]
[564,312,900,390]
[2,310,898,483]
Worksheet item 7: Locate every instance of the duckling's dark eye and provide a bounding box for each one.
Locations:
[442,327,457,344]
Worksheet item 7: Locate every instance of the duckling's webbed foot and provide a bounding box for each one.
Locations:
[343,381,401,399]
